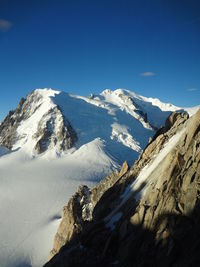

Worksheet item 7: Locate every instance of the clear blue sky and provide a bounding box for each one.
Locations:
[0,0,199,120]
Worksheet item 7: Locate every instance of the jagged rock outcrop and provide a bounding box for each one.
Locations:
[45,109,200,267]
[33,106,77,154]
[49,185,91,259]
[49,162,130,259]
[0,90,77,154]
[0,91,45,149]
[0,99,25,149]
[49,166,129,259]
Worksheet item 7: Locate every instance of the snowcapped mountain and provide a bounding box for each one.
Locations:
[0,88,198,267]
[0,87,191,163]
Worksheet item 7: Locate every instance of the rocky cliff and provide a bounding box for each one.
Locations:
[44,109,200,267]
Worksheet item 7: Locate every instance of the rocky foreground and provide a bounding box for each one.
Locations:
[45,109,200,267]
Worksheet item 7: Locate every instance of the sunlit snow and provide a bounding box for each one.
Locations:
[0,88,196,267]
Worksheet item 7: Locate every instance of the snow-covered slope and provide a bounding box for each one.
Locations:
[0,88,197,267]
[0,145,10,157]
[0,88,189,162]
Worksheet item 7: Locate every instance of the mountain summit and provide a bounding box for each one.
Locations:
[0,89,77,155]
[0,88,192,163]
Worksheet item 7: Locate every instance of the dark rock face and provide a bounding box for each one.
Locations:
[0,90,77,154]
[0,91,43,149]
[44,110,200,267]
[0,97,26,149]
[33,106,77,154]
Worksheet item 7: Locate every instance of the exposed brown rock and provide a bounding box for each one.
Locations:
[165,111,188,130]
[49,185,91,259]
[48,166,126,259]
[119,161,129,178]
[45,110,200,267]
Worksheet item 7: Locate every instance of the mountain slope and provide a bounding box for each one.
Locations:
[0,89,77,155]
[0,87,191,163]
[0,88,198,267]
[45,109,200,267]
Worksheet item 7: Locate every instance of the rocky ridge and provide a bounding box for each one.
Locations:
[0,89,77,154]
[49,162,129,259]
[45,109,200,267]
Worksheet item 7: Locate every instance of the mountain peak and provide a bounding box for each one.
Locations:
[0,87,198,161]
[33,88,60,97]
[0,88,77,155]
